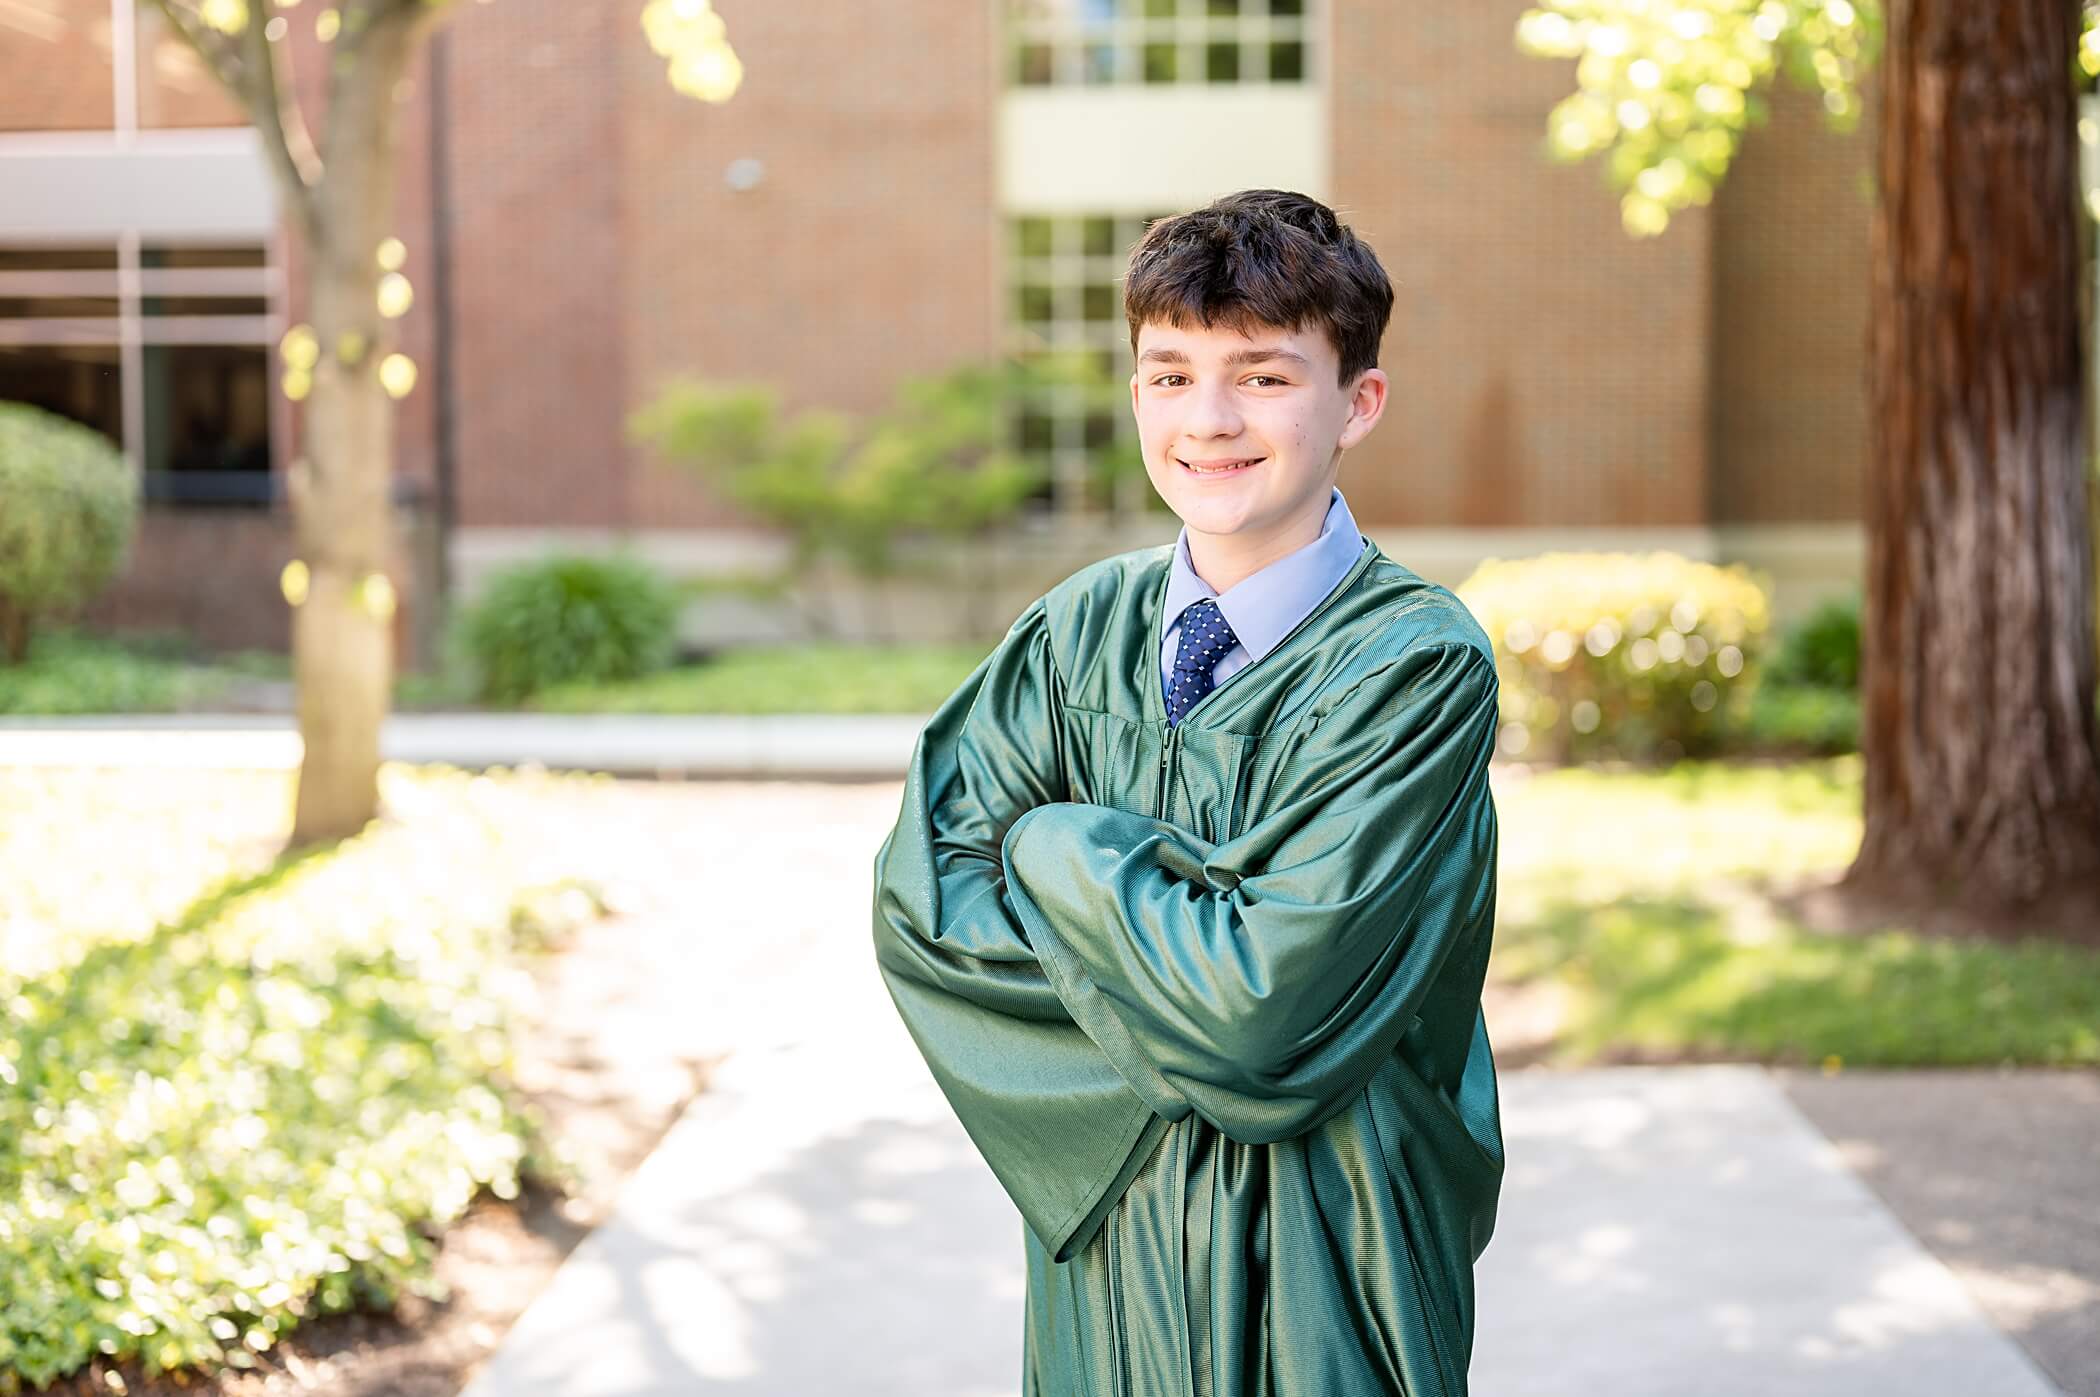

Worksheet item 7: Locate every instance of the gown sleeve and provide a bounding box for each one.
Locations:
[871,596,1171,1262]
[997,639,1501,1146]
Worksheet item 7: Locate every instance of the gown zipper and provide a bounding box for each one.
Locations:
[1157,720,1178,821]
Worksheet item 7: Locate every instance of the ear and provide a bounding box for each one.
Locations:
[1129,371,1141,420]
[1335,368,1388,451]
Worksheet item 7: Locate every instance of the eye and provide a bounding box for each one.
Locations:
[1152,373,1189,387]
[1246,374,1287,387]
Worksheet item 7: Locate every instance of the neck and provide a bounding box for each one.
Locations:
[1187,506,1327,594]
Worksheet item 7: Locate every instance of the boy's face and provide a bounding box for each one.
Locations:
[1130,318,1386,565]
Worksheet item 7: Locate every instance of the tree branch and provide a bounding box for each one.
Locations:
[146,0,321,239]
[144,0,247,93]
[238,0,324,231]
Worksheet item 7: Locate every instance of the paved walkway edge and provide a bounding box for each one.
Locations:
[0,713,930,778]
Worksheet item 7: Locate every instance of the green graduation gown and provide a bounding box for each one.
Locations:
[871,535,1505,1397]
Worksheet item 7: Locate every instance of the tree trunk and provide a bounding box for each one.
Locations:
[287,8,432,846]
[1848,0,2100,930]
[288,268,393,844]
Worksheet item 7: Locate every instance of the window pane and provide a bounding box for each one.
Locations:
[0,247,118,272]
[1081,41,1116,82]
[1017,217,1055,258]
[1017,42,1055,83]
[141,296,272,316]
[1017,283,1054,324]
[1019,411,1056,452]
[1269,0,1304,12]
[1269,39,1304,80]
[1144,0,1177,15]
[1082,284,1117,322]
[0,0,115,132]
[140,344,272,481]
[135,4,244,130]
[1082,217,1117,256]
[142,246,267,269]
[1207,0,1239,14]
[1204,42,1240,81]
[0,294,119,318]
[0,343,122,443]
[1141,41,1176,81]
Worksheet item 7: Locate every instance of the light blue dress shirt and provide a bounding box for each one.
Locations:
[1157,484,1369,710]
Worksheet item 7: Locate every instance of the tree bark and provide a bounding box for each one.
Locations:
[287,5,435,845]
[1849,0,2100,927]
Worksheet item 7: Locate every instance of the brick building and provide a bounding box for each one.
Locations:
[0,0,1883,657]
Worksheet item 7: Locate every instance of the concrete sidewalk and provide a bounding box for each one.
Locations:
[0,713,928,778]
[459,1037,2068,1397]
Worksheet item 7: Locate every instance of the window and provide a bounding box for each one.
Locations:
[0,0,244,134]
[1009,0,1312,88]
[1006,212,1177,518]
[0,239,280,507]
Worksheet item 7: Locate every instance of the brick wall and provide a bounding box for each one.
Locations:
[78,504,439,658]
[1709,76,1876,524]
[8,0,1878,663]
[1329,0,1715,530]
[0,0,119,132]
[614,0,1001,529]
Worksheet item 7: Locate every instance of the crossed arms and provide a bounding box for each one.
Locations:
[871,595,1500,1256]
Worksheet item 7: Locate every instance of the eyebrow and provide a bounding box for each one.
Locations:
[1137,346,1313,370]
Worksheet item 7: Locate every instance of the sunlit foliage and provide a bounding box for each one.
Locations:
[1515,0,1881,236]
[0,766,609,1388]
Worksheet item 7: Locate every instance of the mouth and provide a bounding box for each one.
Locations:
[1177,455,1264,477]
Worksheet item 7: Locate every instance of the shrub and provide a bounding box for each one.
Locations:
[1765,590,1862,690]
[456,553,683,703]
[0,767,603,1389]
[0,404,139,663]
[1733,683,1861,755]
[1457,551,1772,763]
[628,356,1058,639]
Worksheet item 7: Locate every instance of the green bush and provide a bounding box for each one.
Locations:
[1457,551,1772,763]
[628,356,1057,639]
[0,404,139,663]
[1732,682,1861,755]
[1766,590,1861,690]
[0,769,603,1390]
[456,553,683,703]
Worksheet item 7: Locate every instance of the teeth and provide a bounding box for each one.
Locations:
[1183,458,1258,473]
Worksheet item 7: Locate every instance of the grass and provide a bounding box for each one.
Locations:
[1493,755,2100,1066]
[521,642,989,715]
[0,629,990,717]
[0,630,286,716]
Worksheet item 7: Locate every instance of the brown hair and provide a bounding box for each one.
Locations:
[1123,189,1394,388]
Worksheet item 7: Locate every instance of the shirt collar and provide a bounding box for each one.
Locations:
[1161,485,1367,662]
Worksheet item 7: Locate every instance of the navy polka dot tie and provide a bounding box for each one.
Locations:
[1166,597,1239,727]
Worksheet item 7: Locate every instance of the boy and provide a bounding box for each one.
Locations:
[872,189,1504,1397]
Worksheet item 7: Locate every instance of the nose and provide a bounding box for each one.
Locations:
[1181,377,1244,444]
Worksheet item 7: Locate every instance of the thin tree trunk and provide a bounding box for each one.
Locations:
[1848,0,2100,927]
[288,6,432,845]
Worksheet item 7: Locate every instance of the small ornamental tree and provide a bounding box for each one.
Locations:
[143,0,743,843]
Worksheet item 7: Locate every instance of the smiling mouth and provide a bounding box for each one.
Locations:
[1178,456,1264,476]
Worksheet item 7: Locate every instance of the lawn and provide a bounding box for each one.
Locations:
[1492,755,2100,1067]
[0,630,988,717]
[519,641,989,715]
[0,631,287,716]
